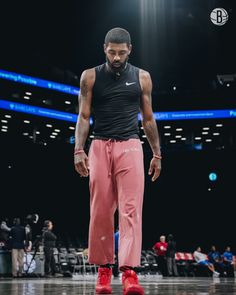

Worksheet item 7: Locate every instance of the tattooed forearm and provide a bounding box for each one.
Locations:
[75,117,90,150]
[74,70,93,150]
[80,78,88,98]
[142,118,161,155]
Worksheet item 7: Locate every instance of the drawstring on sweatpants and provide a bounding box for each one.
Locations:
[105,139,113,176]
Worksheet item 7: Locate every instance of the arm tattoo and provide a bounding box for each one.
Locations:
[80,78,88,98]
[143,120,161,155]
[142,95,161,154]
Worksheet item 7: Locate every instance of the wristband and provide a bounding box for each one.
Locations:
[74,149,84,155]
[153,154,162,160]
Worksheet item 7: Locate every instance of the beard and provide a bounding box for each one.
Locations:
[106,56,128,73]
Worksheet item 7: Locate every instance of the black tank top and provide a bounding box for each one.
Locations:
[92,63,141,140]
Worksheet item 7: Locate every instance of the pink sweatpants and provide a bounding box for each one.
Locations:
[88,138,144,268]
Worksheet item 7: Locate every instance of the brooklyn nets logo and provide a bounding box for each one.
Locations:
[210,8,228,26]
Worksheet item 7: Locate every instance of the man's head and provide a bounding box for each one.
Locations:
[104,27,131,46]
[167,234,173,241]
[44,220,53,230]
[160,235,166,242]
[226,246,231,252]
[13,218,21,226]
[104,27,132,72]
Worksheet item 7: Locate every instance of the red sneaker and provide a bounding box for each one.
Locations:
[95,267,112,294]
[122,270,144,295]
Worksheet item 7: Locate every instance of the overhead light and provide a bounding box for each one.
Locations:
[216,124,223,127]
[213,133,220,136]
[5,115,11,118]
[164,126,171,129]
[65,101,71,104]
[195,137,201,140]
[181,137,186,141]
[1,129,7,132]
[206,139,212,142]
[25,92,32,95]
[142,135,147,138]
[1,120,8,123]
[50,135,56,139]
[173,86,176,90]
[164,133,171,136]
[24,96,30,100]
[176,128,183,131]
[89,135,95,138]
[175,135,182,138]
[2,126,8,129]
[46,124,52,128]
[52,132,58,136]
[202,127,210,130]
[36,131,40,134]
[170,140,176,143]
[202,132,208,135]
[54,129,60,132]
[24,120,30,124]
[23,132,29,136]
[69,126,75,130]
[140,126,144,129]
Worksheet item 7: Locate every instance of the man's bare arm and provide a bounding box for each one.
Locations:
[139,70,161,156]
[74,69,95,150]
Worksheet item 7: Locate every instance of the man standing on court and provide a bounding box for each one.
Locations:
[74,27,161,295]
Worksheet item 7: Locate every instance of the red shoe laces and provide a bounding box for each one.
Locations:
[124,271,138,285]
[98,269,110,285]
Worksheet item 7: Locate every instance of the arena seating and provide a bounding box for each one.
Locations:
[0,245,235,278]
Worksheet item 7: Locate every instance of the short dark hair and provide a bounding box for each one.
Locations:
[104,27,131,46]
[13,218,21,226]
[167,234,173,241]
[44,220,51,228]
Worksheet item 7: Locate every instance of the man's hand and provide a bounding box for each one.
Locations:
[74,152,89,177]
[148,157,161,182]
[25,241,32,252]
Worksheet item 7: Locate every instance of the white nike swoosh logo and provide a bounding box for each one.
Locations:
[125,82,136,86]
